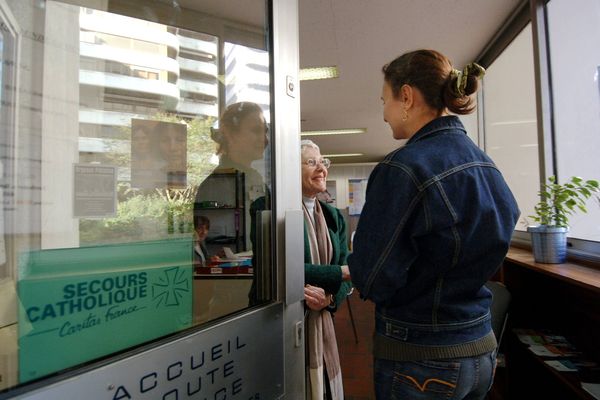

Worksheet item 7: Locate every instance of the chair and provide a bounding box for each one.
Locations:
[485,281,511,400]
[345,290,359,343]
[486,280,511,348]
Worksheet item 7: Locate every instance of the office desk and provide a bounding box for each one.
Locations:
[501,247,600,399]
[193,270,253,324]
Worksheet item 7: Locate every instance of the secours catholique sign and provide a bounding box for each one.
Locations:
[17,239,192,382]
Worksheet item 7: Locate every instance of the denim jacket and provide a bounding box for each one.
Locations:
[348,116,519,352]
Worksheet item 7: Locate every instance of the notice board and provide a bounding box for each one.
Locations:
[348,178,368,216]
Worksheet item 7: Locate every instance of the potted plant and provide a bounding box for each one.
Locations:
[528,176,599,263]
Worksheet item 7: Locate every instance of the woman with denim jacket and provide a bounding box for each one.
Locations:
[301,139,352,400]
[348,50,520,399]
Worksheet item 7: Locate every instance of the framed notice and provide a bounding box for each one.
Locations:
[348,178,368,216]
[17,239,193,382]
[73,164,117,218]
[131,118,187,189]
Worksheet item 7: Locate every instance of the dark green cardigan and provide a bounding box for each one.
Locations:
[304,201,353,311]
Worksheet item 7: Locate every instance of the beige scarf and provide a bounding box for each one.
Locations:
[303,199,344,400]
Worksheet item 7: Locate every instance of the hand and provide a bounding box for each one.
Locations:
[341,265,351,281]
[304,285,329,311]
[209,256,220,262]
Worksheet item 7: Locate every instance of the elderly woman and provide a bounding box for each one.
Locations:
[301,139,352,400]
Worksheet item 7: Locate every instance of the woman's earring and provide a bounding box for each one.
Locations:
[401,108,408,122]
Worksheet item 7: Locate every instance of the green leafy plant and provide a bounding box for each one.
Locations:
[79,113,218,244]
[529,176,599,227]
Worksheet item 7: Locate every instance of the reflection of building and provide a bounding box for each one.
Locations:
[77,8,219,164]
[77,8,271,172]
[224,43,270,122]
[222,43,271,182]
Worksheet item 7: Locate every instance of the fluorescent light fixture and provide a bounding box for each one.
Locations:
[322,153,364,158]
[299,66,339,81]
[300,128,366,136]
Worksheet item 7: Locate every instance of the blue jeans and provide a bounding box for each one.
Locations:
[374,351,496,400]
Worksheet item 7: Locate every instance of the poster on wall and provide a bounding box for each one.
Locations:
[131,118,188,189]
[73,164,117,218]
[17,239,193,382]
[348,178,368,216]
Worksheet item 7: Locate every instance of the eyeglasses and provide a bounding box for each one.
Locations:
[304,158,331,168]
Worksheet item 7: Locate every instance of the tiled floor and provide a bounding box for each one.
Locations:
[334,292,376,400]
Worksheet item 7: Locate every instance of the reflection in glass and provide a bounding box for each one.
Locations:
[0,0,272,390]
[193,101,270,322]
[130,119,188,189]
[482,24,539,232]
[547,0,600,241]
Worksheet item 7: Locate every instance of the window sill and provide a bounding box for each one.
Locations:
[506,247,600,294]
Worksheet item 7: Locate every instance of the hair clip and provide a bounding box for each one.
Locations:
[452,63,486,96]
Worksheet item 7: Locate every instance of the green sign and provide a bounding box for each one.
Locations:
[18,239,193,382]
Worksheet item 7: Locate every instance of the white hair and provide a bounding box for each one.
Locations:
[300,139,320,157]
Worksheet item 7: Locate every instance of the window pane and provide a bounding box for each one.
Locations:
[482,24,539,231]
[0,0,272,389]
[547,0,600,242]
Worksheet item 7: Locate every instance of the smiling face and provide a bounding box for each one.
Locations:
[301,146,328,198]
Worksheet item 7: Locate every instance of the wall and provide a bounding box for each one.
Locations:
[327,163,376,210]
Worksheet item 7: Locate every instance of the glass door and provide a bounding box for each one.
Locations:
[0,0,304,398]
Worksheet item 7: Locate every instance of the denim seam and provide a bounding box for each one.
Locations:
[410,126,467,144]
[380,159,422,189]
[435,180,458,222]
[377,310,491,330]
[382,157,498,195]
[423,194,431,231]
[432,277,443,327]
[419,162,499,191]
[363,190,424,297]
[434,180,461,267]
[474,357,480,389]
[375,331,497,348]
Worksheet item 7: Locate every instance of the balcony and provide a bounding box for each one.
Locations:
[177,57,218,77]
[80,70,180,104]
[177,35,217,57]
[80,42,180,76]
[80,12,179,51]
[175,100,218,117]
[177,78,218,98]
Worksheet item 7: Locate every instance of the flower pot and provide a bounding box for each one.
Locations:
[527,225,569,263]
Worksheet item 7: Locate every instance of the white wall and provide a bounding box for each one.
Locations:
[326,163,376,210]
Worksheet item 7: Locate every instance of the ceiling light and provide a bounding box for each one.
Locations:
[322,153,364,158]
[300,128,366,136]
[299,66,339,81]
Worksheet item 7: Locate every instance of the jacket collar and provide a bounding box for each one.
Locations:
[406,115,466,145]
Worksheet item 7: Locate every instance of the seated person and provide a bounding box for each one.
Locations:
[193,215,219,267]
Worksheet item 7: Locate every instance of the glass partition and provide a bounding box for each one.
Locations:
[547,0,600,242]
[0,0,272,391]
[482,24,539,231]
